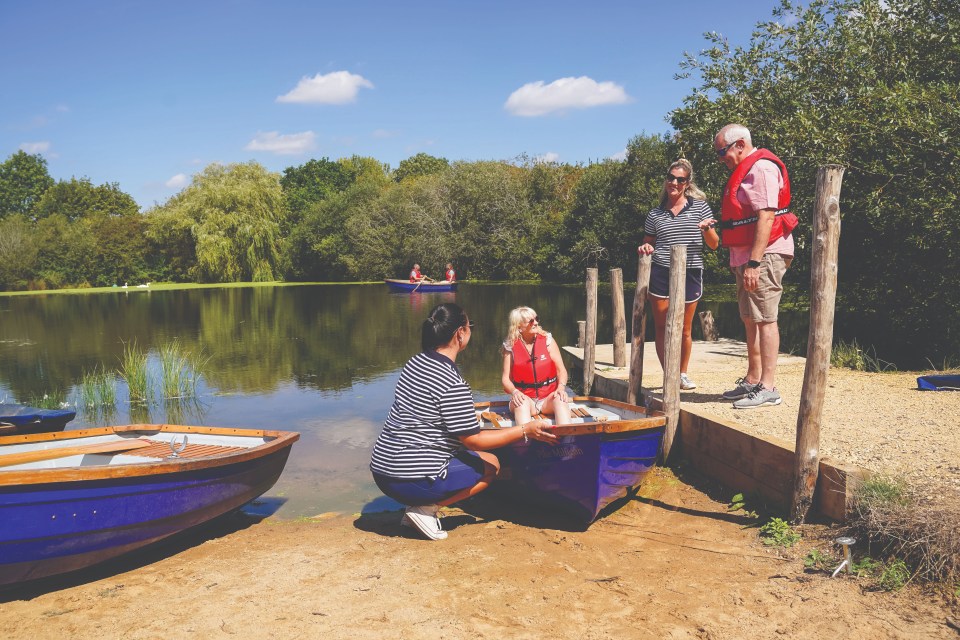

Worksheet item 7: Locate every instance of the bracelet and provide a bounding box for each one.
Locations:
[520,425,529,443]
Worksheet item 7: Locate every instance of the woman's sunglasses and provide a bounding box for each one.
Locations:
[665,174,689,184]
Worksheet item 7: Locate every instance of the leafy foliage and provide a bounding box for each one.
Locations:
[0,151,53,218]
[393,152,450,183]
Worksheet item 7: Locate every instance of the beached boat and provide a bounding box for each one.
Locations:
[0,424,298,586]
[0,403,76,436]
[384,278,457,293]
[477,396,666,523]
[917,374,960,391]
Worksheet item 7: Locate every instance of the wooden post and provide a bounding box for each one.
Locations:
[577,321,586,349]
[610,268,626,368]
[584,268,598,394]
[627,254,652,405]
[660,245,686,461]
[698,310,718,341]
[791,165,845,523]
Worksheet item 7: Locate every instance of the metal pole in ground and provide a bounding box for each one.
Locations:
[661,245,686,461]
[611,267,626,368]
[791,164,845,523]
[627,254,652,405]
[584,268,598,395]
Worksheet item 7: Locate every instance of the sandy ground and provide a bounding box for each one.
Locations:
[2,349,959,639]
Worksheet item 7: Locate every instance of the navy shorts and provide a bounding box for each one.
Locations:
[649,262,703,303]
[372,450,487,507]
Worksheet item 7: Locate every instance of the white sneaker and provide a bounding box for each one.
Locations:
[403,505,447,540]
[679,373,697,390]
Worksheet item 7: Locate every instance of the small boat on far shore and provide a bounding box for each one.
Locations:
[0,424,298,586]
[384,278,457,293]
[477,396,666,524]
[0,403,76,436]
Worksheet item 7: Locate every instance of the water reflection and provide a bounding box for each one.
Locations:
[0,283,811,518]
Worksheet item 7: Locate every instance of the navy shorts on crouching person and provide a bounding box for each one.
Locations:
[649,262,703,303]
[372,450,487,507]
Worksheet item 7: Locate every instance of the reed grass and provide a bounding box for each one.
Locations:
[831,339,896,372]
[77,365,117,408]
[24,390,67,410]
[119,340,152,404]
[157,339,206,400]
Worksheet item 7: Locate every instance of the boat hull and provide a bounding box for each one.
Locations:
[384,279,457,293]
[481,397,665,523]
[0,403,76,435]
[0,425,297,586]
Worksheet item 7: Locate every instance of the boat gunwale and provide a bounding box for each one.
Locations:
[0,424,299,486]
[476,396,666,438]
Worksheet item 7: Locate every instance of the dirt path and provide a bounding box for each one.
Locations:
[2,468,956,640]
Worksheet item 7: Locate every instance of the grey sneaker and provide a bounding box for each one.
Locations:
[679,373,697,390]
[721,377,756,400]
[403,504,447,540]
[733,384,782,409]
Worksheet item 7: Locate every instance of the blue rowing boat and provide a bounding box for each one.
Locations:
[478,397,666,523]
[384,278,457,293]
[917,374,960,391]
[0,424,298,586]
[0,403,76,435]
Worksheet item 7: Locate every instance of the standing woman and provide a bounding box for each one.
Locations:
[370,303,555,541]
[637,159,719,390]
[501,306,572,426]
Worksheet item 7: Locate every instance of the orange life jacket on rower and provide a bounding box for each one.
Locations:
[510,335,558,399]
[720,149,798,248]
[409,269,422,283]
[445,269,456,282]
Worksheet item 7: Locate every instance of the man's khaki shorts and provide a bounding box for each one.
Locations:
[735,254,791,323]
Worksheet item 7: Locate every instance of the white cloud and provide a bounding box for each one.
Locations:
[165,173,189,189]
[535,152,560,164]
[609,148,628,161]
[245,130,316,155]
[277,71,374,105]
[505,76,630,117]
[19,141,51,154]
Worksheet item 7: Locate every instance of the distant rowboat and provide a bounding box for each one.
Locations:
[384,279,457,293]
[0,424,298,586]
[478,396,666,523]
[0,403,76,436]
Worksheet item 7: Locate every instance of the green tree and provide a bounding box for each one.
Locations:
[0,214,39,289]
[671,0,960,364]
[33,177,139,221]
[150,162,288,283]
[393,152,450,183]
[280,158,351,224]
[0,151,54,218]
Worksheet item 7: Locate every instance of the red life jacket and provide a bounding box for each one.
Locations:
[445,269,456,282]
[510,335,558,399]
[720,149,798,248]
[409,269,421,283]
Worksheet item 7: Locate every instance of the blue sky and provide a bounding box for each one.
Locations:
[1,1,784,208]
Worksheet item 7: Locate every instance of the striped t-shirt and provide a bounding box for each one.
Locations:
[369,350,480,478]
[643,198,714,269]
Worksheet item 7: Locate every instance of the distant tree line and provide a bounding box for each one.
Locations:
[0,0,956,361]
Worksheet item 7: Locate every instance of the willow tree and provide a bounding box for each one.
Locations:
[150,162,288,283]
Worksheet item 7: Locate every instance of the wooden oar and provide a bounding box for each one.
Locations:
[0,438,152,468]
[480,411,503,429]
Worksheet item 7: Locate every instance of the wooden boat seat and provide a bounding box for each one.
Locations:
[124,440,249,459]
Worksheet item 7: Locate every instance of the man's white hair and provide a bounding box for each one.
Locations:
[717,124,752,146]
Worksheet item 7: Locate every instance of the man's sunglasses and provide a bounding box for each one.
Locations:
[716,139,740,157]
[665,174,689,184]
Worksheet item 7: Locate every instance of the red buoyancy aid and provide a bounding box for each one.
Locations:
[510,335,558,399]
[445,269,456,282]
[409,269,421,283]
[720,149,798,248]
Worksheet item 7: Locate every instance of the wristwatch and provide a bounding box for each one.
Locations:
[747,259,762,269]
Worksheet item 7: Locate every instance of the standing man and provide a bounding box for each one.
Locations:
[714,124,798,409]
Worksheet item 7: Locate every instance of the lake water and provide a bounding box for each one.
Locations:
[0,283,809,518]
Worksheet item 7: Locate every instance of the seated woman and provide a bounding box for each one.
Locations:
[501,306,572,426]
[370,302,555,541]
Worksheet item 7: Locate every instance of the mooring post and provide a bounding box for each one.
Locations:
[660,245,686,461]
[610,267,626,368]
[577,320,586,349]
[791,165,845,523]
[627,254,652,405]
[698,310,718,341]
[584,268,598,394]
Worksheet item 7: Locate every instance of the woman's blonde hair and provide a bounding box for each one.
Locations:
[503,306,538,347]
[659,158,706,208]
